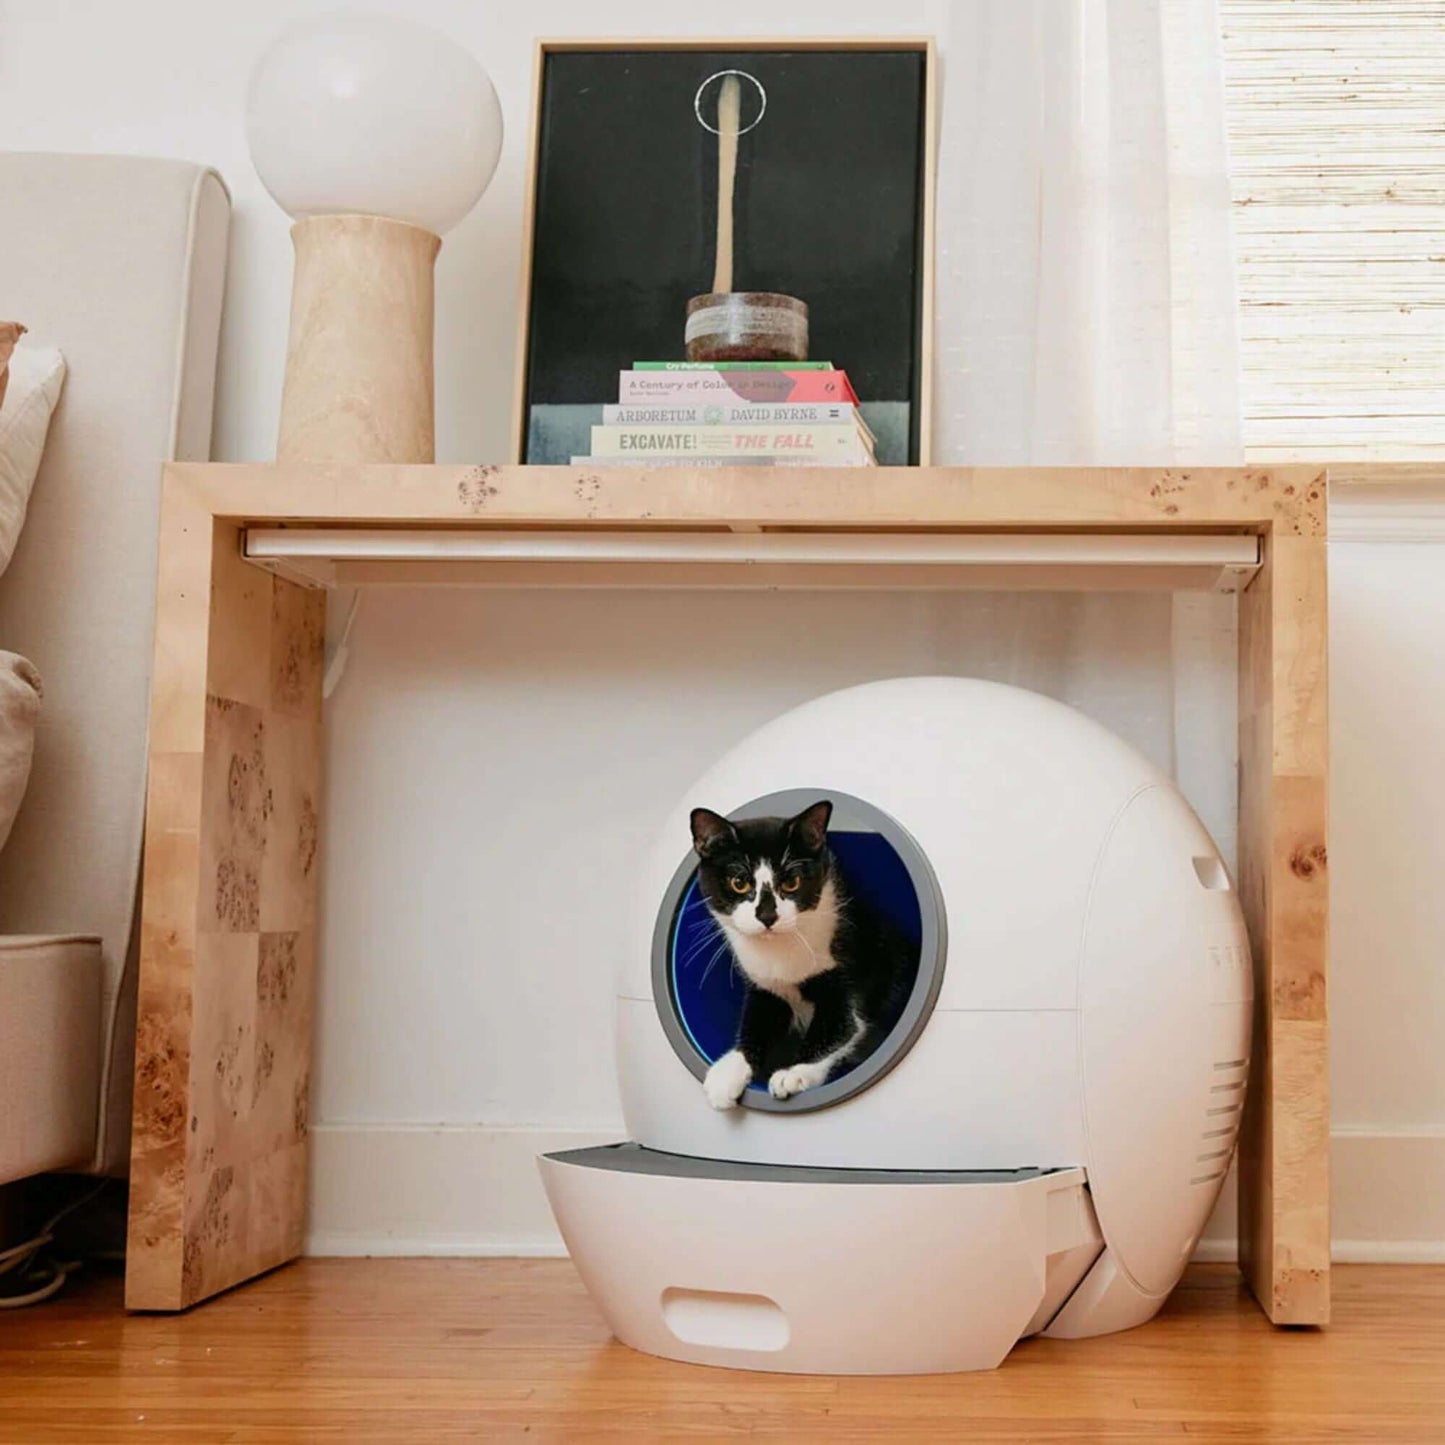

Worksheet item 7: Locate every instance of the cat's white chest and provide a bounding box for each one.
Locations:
[723,879,839,1023]
[728,945,816,1032]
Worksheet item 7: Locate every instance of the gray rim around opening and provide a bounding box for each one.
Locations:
[650,787,948,1114]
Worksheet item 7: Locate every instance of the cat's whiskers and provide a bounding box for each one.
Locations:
[677,924,727,967]
[698,939,737,988]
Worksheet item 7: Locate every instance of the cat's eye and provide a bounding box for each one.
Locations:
[727,875,751,895]
[779,874,803,894]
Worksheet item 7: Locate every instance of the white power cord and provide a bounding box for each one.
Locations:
[322,589,363,700]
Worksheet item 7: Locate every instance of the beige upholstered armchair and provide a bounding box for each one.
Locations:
[0,154,230,1186]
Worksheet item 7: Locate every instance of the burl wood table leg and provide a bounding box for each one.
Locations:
[1237,527,1331,1324]
[126,481,324,1309]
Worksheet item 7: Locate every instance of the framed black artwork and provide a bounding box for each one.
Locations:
[513,39,936,466]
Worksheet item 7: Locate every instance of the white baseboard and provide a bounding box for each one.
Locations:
[1195,1129,1445,1265]
[1191,1238,1238,1263]
[304,1123,1445,1265]
[1332,1240,1445,1263]
[1329,1127,1445,1262]
[1193,1239,1445,1265]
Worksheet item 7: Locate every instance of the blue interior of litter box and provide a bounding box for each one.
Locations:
[669,831,924,1088]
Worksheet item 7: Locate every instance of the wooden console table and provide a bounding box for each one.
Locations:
[123,463,1330,1325]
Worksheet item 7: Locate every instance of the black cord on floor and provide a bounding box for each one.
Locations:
[0,1181,107,1308]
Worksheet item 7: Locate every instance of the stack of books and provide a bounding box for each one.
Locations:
[574,361,877,468]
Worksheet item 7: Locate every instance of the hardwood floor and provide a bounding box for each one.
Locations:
[2,1261,1443,1442]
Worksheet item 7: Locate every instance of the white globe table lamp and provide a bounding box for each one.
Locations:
[247,16,503,463]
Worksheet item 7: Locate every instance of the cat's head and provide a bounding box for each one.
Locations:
[689,801,833,937]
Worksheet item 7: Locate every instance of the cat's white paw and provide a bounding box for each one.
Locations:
[769,1062,829,1100]
[703,1050,752,1110]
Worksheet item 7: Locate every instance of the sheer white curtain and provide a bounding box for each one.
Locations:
[926,0,1242,861]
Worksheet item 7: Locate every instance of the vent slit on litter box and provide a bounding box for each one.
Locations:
[1190,1169,1229,1186]
[1201,1125,1236,1140]
[1208,1081,1246,1094]
[1205,1104,1243,1117]
[1191,855,1231,890]
[1195,1147,1232,1163]
[1213,1059,1248,1071]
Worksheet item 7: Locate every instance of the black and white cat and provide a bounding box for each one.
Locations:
[688,800,915,1110]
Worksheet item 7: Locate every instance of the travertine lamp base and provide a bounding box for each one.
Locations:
[277,213,440,464]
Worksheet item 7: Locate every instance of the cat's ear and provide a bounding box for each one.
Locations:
[691,807,738,858]
[789,800,833,854]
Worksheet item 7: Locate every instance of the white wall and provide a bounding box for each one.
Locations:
[4,1,1441,1262]
[1324,500,1445,1259]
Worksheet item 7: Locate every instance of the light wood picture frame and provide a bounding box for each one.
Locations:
[511,37,937,467]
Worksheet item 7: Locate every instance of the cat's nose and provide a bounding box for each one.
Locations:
[756,886,777,928]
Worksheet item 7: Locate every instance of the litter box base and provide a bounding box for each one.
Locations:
[538,1143,1111,1374]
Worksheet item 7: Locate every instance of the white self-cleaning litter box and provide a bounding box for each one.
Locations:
[539,677,1252,1374]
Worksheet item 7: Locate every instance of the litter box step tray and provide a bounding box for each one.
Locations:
[539,1144,1104,1375]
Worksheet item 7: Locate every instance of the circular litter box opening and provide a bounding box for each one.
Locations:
[652,789,947,1112]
